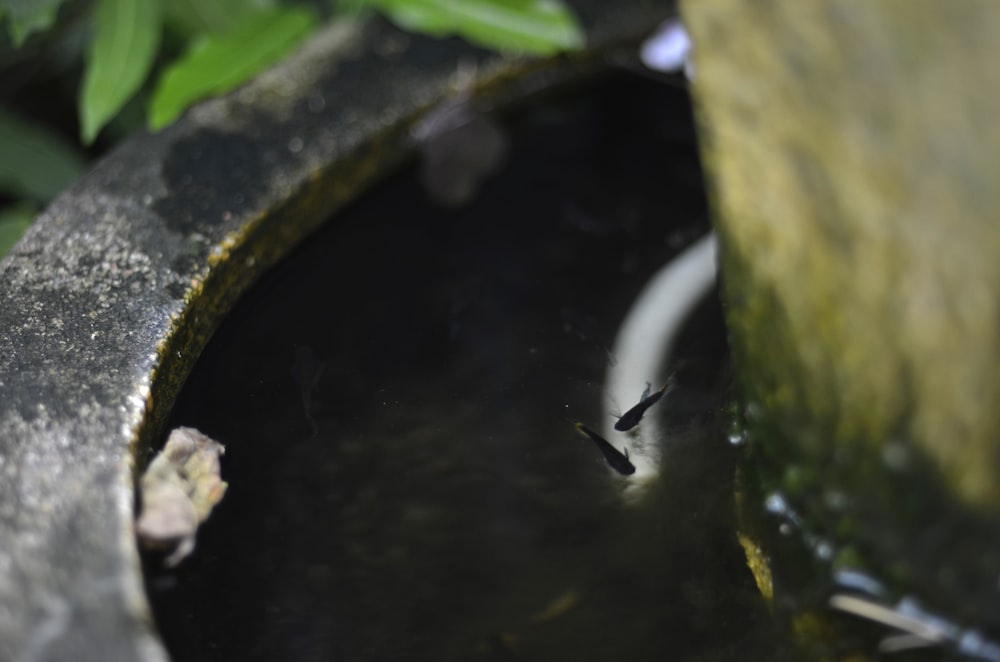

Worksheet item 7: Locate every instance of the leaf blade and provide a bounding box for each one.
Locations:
[0,105,86,202]
[149,6,317,130]
[0,0,68,46]
[368,0,584,55]
[79,0,162,144]
[162,0,275,37]
[0,205,36,260]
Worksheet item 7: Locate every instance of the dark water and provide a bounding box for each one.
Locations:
[146,73,778,661]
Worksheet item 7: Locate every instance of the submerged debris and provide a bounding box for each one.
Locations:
[412,61,507,207]
[830,593,1000,661]
[136,426,228,566]
[291,344,325,437]
[474,632,520,658]
[530,588,583,624]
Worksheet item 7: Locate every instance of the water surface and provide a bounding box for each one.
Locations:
[146,73,776,662]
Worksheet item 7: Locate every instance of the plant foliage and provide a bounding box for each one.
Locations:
[150,6,317,129]
[362,0,584,55]
[0,0,69,46]
[79,0,162,143]
[0,105,85,202]
[0,205,35,259]
[0,0,585,258]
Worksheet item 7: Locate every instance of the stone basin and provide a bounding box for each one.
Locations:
[0,3,677,659]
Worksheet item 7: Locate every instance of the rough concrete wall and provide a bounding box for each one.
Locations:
[683,0,1000,626]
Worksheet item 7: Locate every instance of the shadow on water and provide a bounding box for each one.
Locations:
[145,73,780,661]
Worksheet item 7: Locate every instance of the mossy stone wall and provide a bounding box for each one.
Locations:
[683,0,1000,621]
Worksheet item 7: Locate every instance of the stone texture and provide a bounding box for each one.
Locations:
[683,0,1000,625]
[0,4,674,660]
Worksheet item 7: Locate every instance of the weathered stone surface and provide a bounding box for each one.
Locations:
[684,0,1000,627]
[0,4,674,660]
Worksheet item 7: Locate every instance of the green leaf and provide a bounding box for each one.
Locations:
[0,106,86,202]
[149,7,317,130]
[367,0,584,55]
[163,0,274,37]
[332,0,373,18]
[0,204,36,259]
[79,0,162,144]
[0,0,68,46]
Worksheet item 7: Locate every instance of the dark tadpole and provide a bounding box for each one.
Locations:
[614,378,674,432]
[574,423,635,476]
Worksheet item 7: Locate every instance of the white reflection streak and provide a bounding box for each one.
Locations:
[604,233,717,496]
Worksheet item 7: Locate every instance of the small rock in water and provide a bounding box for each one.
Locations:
[136,427,227,566]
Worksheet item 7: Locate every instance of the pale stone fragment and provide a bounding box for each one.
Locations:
[136,427,227,566]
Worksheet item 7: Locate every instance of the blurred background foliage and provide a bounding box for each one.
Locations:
[0,0,583,257]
